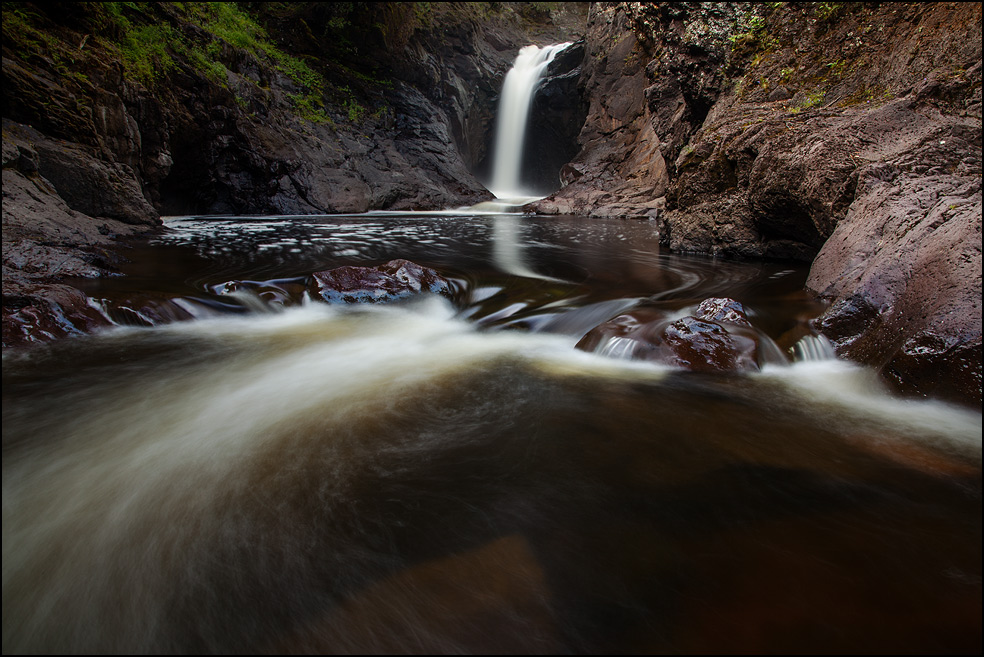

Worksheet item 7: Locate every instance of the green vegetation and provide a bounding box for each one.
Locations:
[838,85,894,108]
[727,8,780,72]
[789,89,825,113]
[2,3,94,87]
[1,2,377,125]
[815,2,850,22]
[104,5,179,84]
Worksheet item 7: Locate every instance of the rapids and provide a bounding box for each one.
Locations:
[2,212,981,654]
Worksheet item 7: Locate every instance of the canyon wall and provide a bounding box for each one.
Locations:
[535,2,981,407]
[2,2,585,343]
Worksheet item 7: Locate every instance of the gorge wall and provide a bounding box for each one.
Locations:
[534,2,982,407]
[2,1,585,342]
[3,2,981,407]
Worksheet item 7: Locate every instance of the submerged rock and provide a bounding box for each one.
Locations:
[311,259,454,305]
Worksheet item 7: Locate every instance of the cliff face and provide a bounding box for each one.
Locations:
[2,1,584,344]
[535,2,982,407]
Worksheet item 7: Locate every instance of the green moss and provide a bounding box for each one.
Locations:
[119,23,177,84]
[182,44,227,83]
[2,4,92,85]
[3,2,381,125]
[838,85,894,108]
[815,2,849,22]
[288,92,334,125]
[789,89,826,113]
[728,9,779,66]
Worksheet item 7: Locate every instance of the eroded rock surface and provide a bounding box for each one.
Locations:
[311,260,455,305]
[538,2,982,406]
[577,298,765,373]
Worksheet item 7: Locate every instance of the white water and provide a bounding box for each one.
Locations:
[488,43,572,202]
[3,300,980,653]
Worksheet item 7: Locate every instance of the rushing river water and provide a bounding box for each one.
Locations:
[3,213,981,654]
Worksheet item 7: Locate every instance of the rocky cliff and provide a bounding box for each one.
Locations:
[2,1,585,344]
[534,2,982,407]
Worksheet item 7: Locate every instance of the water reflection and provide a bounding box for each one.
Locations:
[75,214,826,348]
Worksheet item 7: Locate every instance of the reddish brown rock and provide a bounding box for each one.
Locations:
[694,297,753,328]
[576,300,761,373]
[654,316,760,373]
[2,282,111,347]
[808,172,982,407]
[311,259,455,304]
[537,2,982,406]
[2,128,156,348]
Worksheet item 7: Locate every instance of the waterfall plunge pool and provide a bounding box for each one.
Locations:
[3,212,981,654]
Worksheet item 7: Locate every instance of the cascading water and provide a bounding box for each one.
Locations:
[3,216,982,653]
[487,42,572,203]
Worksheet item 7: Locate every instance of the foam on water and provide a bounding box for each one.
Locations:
[4,299,980,653]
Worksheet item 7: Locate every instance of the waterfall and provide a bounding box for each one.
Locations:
[792,333,837,361]
[488,42,571,201]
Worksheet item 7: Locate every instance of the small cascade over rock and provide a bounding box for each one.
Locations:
[792,333,837,362]
[485,42,572,206]
[576,298,791,373]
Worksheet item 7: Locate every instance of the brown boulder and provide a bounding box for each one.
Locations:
[2,282,111,347]
[310,259,455,304]
[576,299,762,373]
[808,172,982,407]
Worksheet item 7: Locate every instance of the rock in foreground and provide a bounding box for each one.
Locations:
[577,298,766,373]
[311,259,455,305]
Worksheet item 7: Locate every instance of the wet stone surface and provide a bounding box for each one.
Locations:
[577,298,762,373]
[311,259,455,305]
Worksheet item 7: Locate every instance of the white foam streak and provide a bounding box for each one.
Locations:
[760,359,982,457]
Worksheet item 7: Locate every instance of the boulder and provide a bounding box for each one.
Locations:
[310,259,454,304]
[576,299,762,373]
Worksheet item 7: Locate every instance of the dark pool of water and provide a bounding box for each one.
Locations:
[3,213,980,654]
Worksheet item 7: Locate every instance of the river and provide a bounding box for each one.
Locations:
[2,212,981,653]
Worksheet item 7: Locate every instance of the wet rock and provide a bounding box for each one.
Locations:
[2,139,155,347]
[694,297,753,328]
[522,40,589,195]
[656,316,760,372]
[576,300,761,373]
[2,282,111,348]
[808,171,982,407]
[311,259,454,305]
